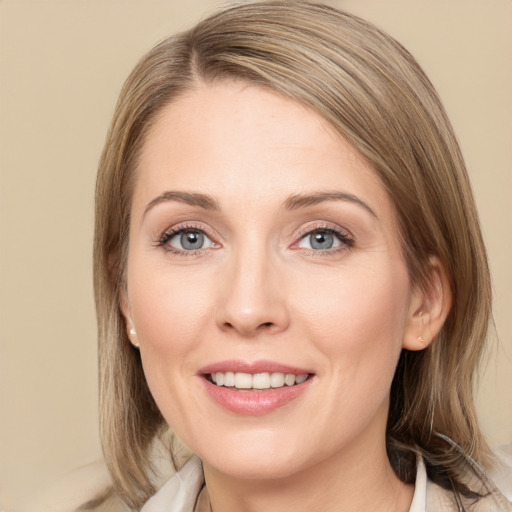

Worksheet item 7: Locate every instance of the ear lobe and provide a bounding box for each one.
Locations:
[120,289,139,347]
[402,256,452,351]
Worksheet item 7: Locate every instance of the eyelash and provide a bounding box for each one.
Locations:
[157,224,216,257]
[294,223,354,256]
[156,222,354,257]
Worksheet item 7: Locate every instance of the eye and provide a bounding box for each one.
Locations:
[164,228,214,252]
[297,228,351,251]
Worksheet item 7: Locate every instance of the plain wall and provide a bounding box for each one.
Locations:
[1,1,511,510]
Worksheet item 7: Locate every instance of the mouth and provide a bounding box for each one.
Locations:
[199,362,315,415]
[206,371,311,390]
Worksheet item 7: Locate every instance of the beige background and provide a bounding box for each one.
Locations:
[1,1,511,510]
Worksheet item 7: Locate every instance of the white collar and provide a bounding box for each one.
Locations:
[141,456,428,512]
[141,456,204,512]
[409,457,427,512]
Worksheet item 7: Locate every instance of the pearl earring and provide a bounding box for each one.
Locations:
[129,328,139,348]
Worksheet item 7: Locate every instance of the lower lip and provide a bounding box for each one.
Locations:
[201,377,313,416]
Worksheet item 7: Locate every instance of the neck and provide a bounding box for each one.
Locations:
[202,427,414,512]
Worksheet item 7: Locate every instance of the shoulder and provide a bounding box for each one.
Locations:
[25,459,127,512]
[25,433,184,512]
[426,482,512,512]
[494,444,512,502]
[425,444,512,512]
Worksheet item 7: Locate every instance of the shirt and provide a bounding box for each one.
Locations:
[141,455,512,512]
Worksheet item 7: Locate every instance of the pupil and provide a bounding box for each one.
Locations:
[311,231,333,250]
[181,231,204,250]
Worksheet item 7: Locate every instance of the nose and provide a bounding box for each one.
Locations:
[215,247,290,337]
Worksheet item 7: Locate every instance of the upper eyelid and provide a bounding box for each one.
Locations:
[291,223,355,252]
[158,225,218,256]
[157,223,220,251]
[161,222,216,238]
[294,221,353,239]
[156,220,353,246]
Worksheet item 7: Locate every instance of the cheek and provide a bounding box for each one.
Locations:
[296,259,410,376]
[289,261,411,444]
[129,258,209,339]
[126,259,215,395]
[126,263,219,433]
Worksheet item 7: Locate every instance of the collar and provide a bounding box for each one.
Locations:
[141,456,429,512]
[141,456,204,512]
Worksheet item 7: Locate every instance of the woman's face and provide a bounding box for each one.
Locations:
[123,81,422,480]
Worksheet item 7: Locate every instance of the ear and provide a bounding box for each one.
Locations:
[120,288,139,348]
[402,256,452,351]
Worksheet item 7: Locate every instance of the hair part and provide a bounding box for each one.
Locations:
[94,2,492,509]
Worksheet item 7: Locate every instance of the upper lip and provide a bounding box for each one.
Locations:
[198,359,313,375]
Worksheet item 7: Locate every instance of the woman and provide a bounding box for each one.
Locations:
[90,2,511,511]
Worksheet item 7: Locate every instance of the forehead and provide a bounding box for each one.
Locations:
[134,80,392,220]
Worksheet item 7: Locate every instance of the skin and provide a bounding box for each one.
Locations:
[121,81,451,512]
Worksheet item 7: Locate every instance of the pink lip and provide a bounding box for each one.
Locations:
[197,360,315,416]
[198,359,312,375]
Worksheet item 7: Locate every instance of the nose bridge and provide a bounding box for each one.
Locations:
[216,234,288,336]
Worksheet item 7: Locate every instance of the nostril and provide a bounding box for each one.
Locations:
[261,322,273,328]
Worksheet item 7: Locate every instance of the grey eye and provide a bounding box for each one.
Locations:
[169,230,213,251]
[299,230,341,251]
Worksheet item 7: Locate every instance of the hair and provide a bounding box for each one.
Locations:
[93,1,494,509]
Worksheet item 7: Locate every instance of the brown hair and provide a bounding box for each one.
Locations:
[94,1,493,509]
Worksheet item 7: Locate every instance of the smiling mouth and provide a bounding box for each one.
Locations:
[207,372,311,390]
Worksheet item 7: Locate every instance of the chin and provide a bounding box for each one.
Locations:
[192,429,320,481]
[207,454,308,481]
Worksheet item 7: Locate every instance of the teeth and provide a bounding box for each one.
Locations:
[252,373,271,389]
[224,371,235,387]
[235,372,252,389]
[270,372,285,388]
[284,374,295,386]
[295,374,308,384]
[209,372,309,389]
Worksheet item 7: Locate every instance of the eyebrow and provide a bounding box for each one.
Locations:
[284,192,377,218]
[143,190,376,218]
[144,191,221,217]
